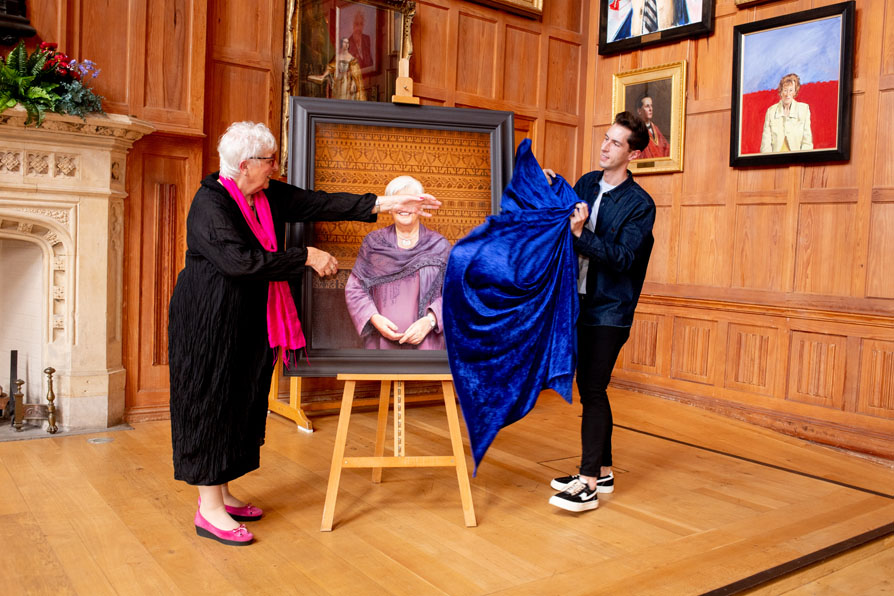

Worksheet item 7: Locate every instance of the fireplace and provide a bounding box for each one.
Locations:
[0,107,152,429]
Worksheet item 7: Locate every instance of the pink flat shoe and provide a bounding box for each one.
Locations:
[225,503,263,522]
[197,497,263,521]
[194,509,254,546]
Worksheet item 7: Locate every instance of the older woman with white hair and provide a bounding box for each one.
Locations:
[345,176,451,350]
[168,123,439,546]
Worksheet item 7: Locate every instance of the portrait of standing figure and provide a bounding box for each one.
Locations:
[736,13,844,156]
[345,176,451,350]
[307,37,367,101]
[338,2,378,74]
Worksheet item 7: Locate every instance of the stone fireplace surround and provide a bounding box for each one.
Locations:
[0,107,152,429]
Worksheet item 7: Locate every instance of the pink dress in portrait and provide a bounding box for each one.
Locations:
[345,224,451,350]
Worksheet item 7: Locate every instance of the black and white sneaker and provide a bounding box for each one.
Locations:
[550,471,614,493]
[549,478,599,512]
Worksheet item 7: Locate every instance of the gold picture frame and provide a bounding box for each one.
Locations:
[611,61,687,175]
[281,0,417,172]
[466,0,542,18]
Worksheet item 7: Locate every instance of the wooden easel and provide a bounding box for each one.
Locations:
[320,373,476,531]
[267,352,313,433]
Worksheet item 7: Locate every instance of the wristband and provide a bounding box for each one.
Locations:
[426,313,437,329]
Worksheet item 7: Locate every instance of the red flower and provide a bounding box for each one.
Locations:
[39,42,58,51]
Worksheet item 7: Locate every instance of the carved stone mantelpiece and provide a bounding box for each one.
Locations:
[0,107,154,429]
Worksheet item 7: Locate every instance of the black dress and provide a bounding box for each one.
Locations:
[168,173,376,485]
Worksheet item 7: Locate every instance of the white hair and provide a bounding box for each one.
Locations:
[384,175,424,196]
[217,121,276,179]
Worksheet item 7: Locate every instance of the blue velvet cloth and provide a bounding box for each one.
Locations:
[443,138,580,472]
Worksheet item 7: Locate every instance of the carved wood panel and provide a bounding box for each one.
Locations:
[787,331,847,409]
[670,317,716,385]
[858,339,894,419]
[620,313,661,375]
[152,183,178,366]
[724,323,777,397]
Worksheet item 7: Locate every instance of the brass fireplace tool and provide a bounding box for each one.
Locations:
[44,367,58,433]
[7,368,59,433]
[13,379,24,431]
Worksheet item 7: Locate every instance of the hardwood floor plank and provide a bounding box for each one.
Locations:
[1,513,78,595]
[0,387,891,595]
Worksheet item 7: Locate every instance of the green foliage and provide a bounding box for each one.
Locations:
[0,41,104,126]
[57,80,103,119]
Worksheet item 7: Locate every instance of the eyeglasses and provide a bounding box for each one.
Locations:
[250,156,276,162]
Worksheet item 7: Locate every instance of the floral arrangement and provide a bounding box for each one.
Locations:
[0,41,104,126]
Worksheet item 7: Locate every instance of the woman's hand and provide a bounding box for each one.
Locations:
[370,314,404,342]
[375,193,442,217]
[306,247,338,277]
[543,168,557,185]
[569,202,589,238]
[399,316,434,345]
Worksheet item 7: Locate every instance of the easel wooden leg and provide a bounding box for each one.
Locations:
[267,352,313,432]
[321,380,356,532]
[442,380,477,527]
[323,374,476,530]
[394,380,406,457]
[290,376,313,433]
[372,381,391,483]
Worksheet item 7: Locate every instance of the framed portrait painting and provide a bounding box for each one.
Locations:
[599,0,714,55]
[612,61,687,174]
[285,97,514,376]
[729,1,855,167]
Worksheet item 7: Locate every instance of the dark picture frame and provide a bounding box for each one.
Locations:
[729,1,854,167]
[598,0,715,56]
[286,97,514,376]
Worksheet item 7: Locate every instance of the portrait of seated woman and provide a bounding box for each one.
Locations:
[345,176,451,349]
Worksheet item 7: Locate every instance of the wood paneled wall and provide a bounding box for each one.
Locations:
[593,0,894,459]
[29,0,892,458]
[412,0,590,180]
[29,0,585,420]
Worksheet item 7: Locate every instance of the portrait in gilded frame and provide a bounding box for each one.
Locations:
[286,97,514,376]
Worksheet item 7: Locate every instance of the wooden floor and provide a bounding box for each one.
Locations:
[2,387,893,595]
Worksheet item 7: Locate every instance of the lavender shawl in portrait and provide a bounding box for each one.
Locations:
[345,224,451,349]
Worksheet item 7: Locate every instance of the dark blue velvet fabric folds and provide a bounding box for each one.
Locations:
[443,138,580,472]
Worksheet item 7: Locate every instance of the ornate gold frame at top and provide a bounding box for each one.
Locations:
[466,0,542,19]
[280,0,418,173]
[611,61,687,175]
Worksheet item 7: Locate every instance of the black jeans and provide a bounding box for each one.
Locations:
[576,324,630,477]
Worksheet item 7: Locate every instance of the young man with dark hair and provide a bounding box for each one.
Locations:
[544,111,656,512]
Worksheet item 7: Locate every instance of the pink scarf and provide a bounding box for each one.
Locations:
[219,176,306,362]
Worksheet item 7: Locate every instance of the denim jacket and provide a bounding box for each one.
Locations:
[572,170,655,327]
